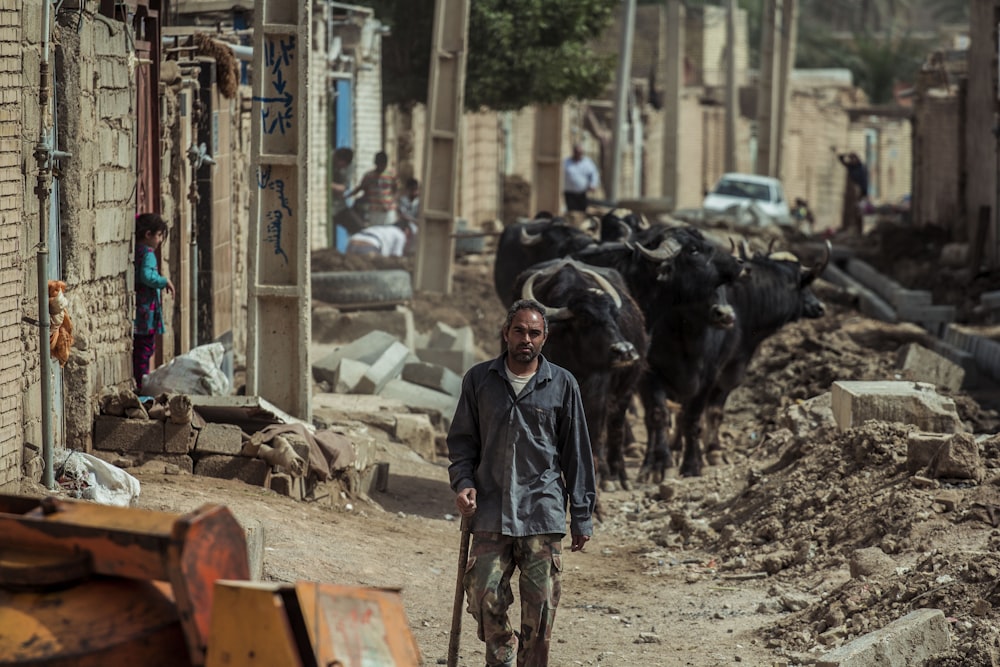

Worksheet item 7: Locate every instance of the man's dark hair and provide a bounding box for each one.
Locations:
[375,151,388,165]
[503,299,548,336]
[406,177,419,189]
[135,212,168,239]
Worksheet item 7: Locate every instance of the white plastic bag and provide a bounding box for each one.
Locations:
[142,342,230,396]
[54,448,141,507]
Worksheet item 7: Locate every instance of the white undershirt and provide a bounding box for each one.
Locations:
[505,365,536,396]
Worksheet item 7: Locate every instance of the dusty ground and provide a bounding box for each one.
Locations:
[41,219,1000,665]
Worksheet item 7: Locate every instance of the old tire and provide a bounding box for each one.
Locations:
[312,270,413,308]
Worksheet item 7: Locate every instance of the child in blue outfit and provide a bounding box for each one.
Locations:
[133,213,174,392]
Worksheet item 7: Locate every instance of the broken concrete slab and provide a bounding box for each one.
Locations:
[313,304,416,350]
[821,264,896,323]
[907,432,951,474]
[416,347,476,377]
[895,343,965,391]
[194,423,245,456]
[239,516,265,581]
[188,395,314,433]
[194,454,270,486]
[312,392,408,432]
[393,413,436,461]
[779,392,836,438]
[334,357,369,394]
[402,361,463,397]
[312,330,400,385]
[831,381,965,434]
[816,608,951,667]
[356,341,411,395]
[93,415,164,453]
[428,322,473,350]
[380,378,459,430]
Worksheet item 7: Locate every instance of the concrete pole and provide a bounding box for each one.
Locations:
[724,0,738,173]
[609,0,637,202]
[756,0,779,176]
[774,0,798,180]
[661,0,684,205]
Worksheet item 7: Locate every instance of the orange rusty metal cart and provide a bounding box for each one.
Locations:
[0,494,420,667]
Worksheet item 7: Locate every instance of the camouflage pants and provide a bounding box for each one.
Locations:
[464,532,562,667]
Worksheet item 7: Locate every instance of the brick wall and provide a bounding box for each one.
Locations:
[354,31,383,184]
[0,0,22,489]
[54,16,136,452]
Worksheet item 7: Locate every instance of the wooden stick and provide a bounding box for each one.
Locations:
[447,516,472,667]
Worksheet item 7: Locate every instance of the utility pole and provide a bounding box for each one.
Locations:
[609,0,637,202]
[756,0,780,176]
[774,0,798,180]
[724,0,738,173]
[661,0,684,204]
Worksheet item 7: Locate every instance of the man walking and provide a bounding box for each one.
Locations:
[448,299,596,667]
[562,143,601,213]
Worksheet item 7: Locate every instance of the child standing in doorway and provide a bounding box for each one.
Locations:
[133,212,174,392]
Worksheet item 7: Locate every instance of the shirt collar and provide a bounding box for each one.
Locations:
[490,353,553,383]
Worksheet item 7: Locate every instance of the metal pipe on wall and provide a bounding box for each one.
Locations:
[34,0,55,489]
[184,77,202,349]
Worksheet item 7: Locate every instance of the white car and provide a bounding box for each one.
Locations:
[702,173,792,226]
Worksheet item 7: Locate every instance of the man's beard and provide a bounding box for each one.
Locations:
[510,345,538,363]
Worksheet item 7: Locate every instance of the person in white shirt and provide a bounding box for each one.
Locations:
[346,224,408,257]
[562,143,601,213]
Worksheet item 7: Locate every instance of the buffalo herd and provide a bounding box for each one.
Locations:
[494,211,830,484]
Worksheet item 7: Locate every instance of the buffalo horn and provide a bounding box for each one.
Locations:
[522,271,572,321]
[617,218,632,242]
[804,240,832,280]
[629,236,681,261]
[739,239,751,261]
[573,264,623,309]
[519,225,543,246]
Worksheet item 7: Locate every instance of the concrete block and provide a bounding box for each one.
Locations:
[393,413,437,461]
[356,341,410,395]
[239,516,265,581]
[416,347,476,376]
[823,263,896,323]
[93,415,164,453]
[164,422,196,454]
[980,290,1000,310]
[194,423,246,456]
[816,608,951,667]
[312,330,400,385]
[896,304,956,326]
[194,455,270,486]
[845,258,895,303]
[380,379,459,431]
[267,472,304,499]
[335,358,370,394]
[402,361,463,397]
[143,454,195,474]
[907,432,951,474]
[928,338,978,383]
[313,304,416,349]
[895,343,965,391]
[831,381,965,434]
[888,287,932,310]
[428,322,475,351]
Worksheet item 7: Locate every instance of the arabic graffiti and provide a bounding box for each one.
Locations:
[253,36,295,135]
[258,165,291,264]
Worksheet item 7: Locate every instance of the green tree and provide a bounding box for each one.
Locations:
[357,0,618,111]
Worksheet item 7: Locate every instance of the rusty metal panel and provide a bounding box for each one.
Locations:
[247,0,312,420]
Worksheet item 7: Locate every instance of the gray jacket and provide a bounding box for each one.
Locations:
[447,354,596,537]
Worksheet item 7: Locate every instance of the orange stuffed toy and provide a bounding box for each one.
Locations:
[48,280,74,367]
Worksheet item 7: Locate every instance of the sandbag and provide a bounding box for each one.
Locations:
[142,342,230,397]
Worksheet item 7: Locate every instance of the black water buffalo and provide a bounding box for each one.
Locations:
[598,210,645,244]
[493,218,596,306]
[697,241,830,465]
[644,240,831,477]
[512,258,648,489]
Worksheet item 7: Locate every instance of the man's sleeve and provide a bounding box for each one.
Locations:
[447,372,481,493]
[558,377,596,536]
